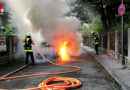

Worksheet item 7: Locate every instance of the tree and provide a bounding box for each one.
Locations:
[72,0,130,31]
[91,18,103,33]
[0,24,15,35]
[72,0,130,49]
[0,1,16,35]
[82,18,103,35]
[72,0,107,32]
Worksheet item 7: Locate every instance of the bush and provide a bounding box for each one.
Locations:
[0,24,16,35]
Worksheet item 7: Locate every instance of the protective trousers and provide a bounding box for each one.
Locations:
[95,44,99,54]
[26,52,35,64]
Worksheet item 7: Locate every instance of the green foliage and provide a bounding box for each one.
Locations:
[3,24,13,35]
[111,23,130,31]
[102,0,120,6]
[118,40,128,56]
[72,0,99,23]
[73,0,130,32]
[125,23,130,29]
[81,17,103,36]
[81,23,91,35]
[90,18,103,33]
[0,1,17,35]
[0,24,15,35]
[111,24,121,31]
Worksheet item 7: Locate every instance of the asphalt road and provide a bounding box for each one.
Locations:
[0,48,121,90]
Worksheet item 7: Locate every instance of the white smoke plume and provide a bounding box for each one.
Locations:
[5,0,82,56]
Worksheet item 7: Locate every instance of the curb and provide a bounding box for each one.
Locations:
[0,65,28,78]
[82,46,130,90]
[95,57,130,90]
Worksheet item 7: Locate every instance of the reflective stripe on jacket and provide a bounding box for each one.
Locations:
[94,35,99,45]
[24,38,33,52]
[94,42,99,45]
[26,38,30,44]
[25,50,32,52]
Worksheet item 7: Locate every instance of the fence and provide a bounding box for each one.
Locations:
[83,29,129,62]
[0,35,18,65]
[82,35,94,48]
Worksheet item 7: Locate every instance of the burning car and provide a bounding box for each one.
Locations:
[36,42,59,63]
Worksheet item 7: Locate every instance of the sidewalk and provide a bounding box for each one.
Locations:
[83,46,130,90]
[0,60,27,78]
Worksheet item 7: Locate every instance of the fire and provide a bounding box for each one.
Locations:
[58,41,70,61]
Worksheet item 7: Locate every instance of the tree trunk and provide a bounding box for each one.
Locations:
[100,0,108,49]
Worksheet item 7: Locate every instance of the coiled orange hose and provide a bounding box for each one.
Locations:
[0,43,82,90]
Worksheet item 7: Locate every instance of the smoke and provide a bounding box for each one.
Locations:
[5,0,82,56]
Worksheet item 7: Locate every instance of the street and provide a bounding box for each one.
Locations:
[0,48,121,90]
[0,0,130,90]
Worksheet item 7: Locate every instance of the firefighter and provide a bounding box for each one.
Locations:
[94,32,100,55]
[23,33,36,65]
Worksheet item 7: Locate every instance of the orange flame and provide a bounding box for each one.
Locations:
[58,41,70,61]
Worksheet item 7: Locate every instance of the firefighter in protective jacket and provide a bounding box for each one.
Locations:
[23,33,35,64]
[94,33,100,55]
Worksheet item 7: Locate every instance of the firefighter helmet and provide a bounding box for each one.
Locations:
[26,33,31,37]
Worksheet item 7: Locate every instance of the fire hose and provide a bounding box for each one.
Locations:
[0,43,82,90]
